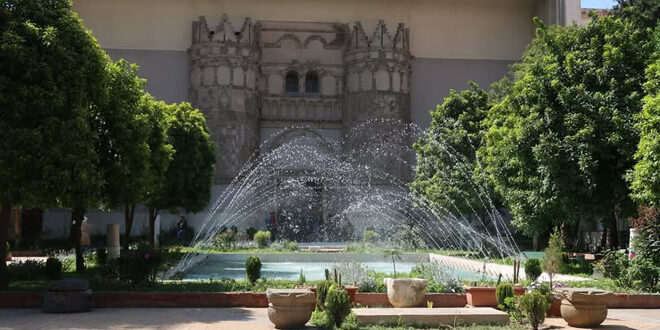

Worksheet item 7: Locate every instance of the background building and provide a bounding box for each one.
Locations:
[33,0,582,240]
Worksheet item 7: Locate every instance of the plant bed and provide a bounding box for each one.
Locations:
[464,286,525,307]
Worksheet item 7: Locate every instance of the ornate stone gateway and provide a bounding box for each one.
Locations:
[189,15,413,184]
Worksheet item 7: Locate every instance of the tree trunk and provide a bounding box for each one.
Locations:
[0,199,12,289]
[148,207,159,247]
[122,204,136,252]
[70,202,85,273]
[609,212,619,249]
[599,227,608,252]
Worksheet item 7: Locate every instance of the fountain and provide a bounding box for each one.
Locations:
[172,119,520,280]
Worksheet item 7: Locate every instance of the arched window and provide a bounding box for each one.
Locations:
[285,71,299,94]
[305,71,319,94]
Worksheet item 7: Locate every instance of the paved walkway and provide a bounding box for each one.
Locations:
[0,308,658,329]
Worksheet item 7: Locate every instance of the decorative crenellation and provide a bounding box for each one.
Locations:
[192,14,258,46]
[347,20,409,52]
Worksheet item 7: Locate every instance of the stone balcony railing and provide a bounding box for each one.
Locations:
[261,96,342,122]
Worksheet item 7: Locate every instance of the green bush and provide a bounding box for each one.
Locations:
[283,240,298,251]
[362,230,378,244]
[213,230,237,249]
[118,249,163,285]
[96,248,107,265]
[254,231,271,248]
[627,256,660,292]
[525,258,542,281]
[8,260,44,280]
[316,280,332,309]
[245,256,262,283]
[246,227,257,240]
[496,283,514,310]
[600,250,629,279]
[325,286,352,328]
[45,258,62,280]
[519,292,548,330]
[310,307,331,328]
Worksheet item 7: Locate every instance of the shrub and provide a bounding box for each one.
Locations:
[45,258,62,280]
[630,206,660,267]
[525,258,542,281]
[245,256,262,283]
[8,260,45,280]
[316,280,332,309]
[283,240,298,251]
[213,231,237,249]
[96,248,107,265]
[363,230,378,244]
[496,283,514,310]
[254,231,271,248]
[310,307,331,328]
[543,228,564,288]
[246,227,257,240]
[411,262,464,293]
[519,292,548,330]
[325,286,352,328]
[627,256,660,292]
[118,249,163,285]
[600,250,629,279]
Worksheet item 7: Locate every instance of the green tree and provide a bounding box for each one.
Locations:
[97,59,152,252]
[0,0,107,281]
[481,17,654,246]
[543,228,564,289]
[412,82,500,215]
[141,96,174,247]
[613,0,660,29]
[630,58,660,206]
[145,102,215,241]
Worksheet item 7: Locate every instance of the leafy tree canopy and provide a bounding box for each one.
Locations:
[151,102,215,214]
[613,0,660,29]
[630,55,660,205]
[481,16,654,237]
[412,81,503,215]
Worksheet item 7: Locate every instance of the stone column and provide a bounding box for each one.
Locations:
[106,224,120,260]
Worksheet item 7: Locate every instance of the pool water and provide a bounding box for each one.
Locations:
[183,253,495,281]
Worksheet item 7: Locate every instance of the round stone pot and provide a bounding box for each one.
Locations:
[266,289,315,329]
[384,278,428,307]
[559,288,613,328]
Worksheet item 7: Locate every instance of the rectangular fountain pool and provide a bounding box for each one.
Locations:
[183,253,493,281]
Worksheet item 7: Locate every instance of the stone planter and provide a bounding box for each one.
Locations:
[40,279,92,313]
[266,289,315,329]
[384,278,428,307]
[559,288,612,328]
[464,286,525,307]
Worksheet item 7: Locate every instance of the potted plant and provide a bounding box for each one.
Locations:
[383,249,428,307]
[464,283,525,307]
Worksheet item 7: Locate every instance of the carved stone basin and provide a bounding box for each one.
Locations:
[384,278,428,307]
[266,289,315,329]
[559,288,613,328]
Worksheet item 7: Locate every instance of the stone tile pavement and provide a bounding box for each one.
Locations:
[0,308,658,329]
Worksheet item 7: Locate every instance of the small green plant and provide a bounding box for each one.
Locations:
[495,283,514,310]
[543,227,564,288]
[310,307,331,328]
[316,280,332,309]
[525,258,542,281]
[246,227,257,240]
[297,269,306,285]
[254,231,271,248]
[627,256,660,292]
[426,300,433,308]
[45,257,62,280]
[283,239,298,251]
[383,249,402,278]
[96,248,107,265]
[213,230,237,249]
[245,256,262,283]
[363,230,378,244]
[341,311,360,330]
[519,291,548,330]
[325,286,352,328]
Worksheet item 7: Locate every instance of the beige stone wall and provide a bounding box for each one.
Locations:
[74,0,545,61]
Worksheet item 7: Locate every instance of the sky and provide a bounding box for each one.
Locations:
[582,0,617,9]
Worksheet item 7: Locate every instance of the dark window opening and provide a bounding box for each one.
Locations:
[305,71,319,94]
[285,71,299,94]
